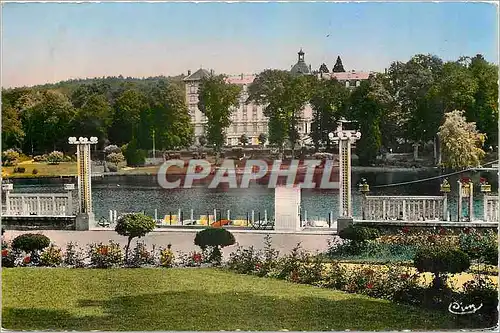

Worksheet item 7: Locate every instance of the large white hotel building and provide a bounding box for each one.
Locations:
[184,49,374,147]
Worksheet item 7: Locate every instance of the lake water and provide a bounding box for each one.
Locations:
[6,169,497,222]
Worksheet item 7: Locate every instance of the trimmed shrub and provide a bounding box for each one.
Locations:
[115,213,156,263]
[339,225,380,242]
[32,168,39,175]
[106,152,125,165]
[12,233,50,254]
[46,151,64,165]
[414,246,470,289]
[124,140,146,166]
[107,163,118,172]
[104,144,122,155]
[33,155,47,162]
[2,149,20,166]
[194,228,235,264]
[13,166,26,173]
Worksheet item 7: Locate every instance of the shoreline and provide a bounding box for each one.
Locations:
[3,165,444,180]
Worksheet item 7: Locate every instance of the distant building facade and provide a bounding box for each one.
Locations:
[183,49,374,147]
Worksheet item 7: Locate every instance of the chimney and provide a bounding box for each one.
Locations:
[240,73,244,79]
[210,69,214,75]
[187,70,191,76]
[309,64,312,71]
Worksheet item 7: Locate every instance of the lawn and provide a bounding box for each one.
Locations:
[2,268,462,331]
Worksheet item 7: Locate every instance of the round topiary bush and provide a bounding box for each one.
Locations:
[12,233,51,257]
[115,213,156,264]
[194,228,236,265]
[46,151,64,165]
[414,246,470,289]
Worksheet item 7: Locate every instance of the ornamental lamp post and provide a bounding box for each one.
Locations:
[440,179,451,221]
[328,119,361,218]
[68,136,98,230]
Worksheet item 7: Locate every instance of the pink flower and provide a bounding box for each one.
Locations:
[2,249,8,257]
[23,256,31,264]
[366,282,374,289]
[402,227,410,234]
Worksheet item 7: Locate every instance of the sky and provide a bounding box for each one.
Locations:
[1,1,498,88]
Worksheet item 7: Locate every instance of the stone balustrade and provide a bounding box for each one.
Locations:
[361,195,447,221]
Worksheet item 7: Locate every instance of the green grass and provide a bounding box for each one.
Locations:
[2,268,464,331]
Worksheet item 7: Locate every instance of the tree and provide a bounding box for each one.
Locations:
[109,89,148,146]
[467,54,498,147]
[348,74,391,166]
[1,102,25,150]
[239,134,248,147]
[197,75,241,161]
[309,78,349,151]
[147,80,194,151]
[73,93,112,147]
[386,54,444,146]
[194,228,235,265]
[438,110,486,170]
[115,213,156,264]
[247,70,313,157]
[332,56,345,73]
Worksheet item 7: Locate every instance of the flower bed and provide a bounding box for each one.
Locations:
[224,235,498,329]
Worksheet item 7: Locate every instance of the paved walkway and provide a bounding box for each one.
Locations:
[3,230,336,256]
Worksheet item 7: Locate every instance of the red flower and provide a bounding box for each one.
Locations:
[23,256,31,264]
[400,274,409,279]
[480,177,487,184]
[366,282,374,289]
[193,253,202,263]
[255,264,261,270]
[2,249,8,257]
[464,227,471,234]
[439,227,446,235]
[99,247,109,255]
[402,227,410,234]
[461,177,471,184]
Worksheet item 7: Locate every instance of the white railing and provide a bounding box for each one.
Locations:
[4,193,74,216]
[483,195,499,222]
[361,196,447,221]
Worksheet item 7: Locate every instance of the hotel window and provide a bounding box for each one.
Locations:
[253,123,258,134]
[243,124,247,133]
[252,105,258,119]
[233,124,238,134]
[356,80,361,87]
[189,95,197,103]
[190,85,197,94]
[345,81,350,88]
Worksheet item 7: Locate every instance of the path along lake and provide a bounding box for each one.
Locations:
[6,168,498,222]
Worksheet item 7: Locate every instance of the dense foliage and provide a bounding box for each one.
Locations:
[11,233,50,253]
[1,54,497,168]
[194,227,236,264]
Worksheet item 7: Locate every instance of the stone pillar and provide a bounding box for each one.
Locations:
[69,137,98,230]
[274,186,301,232]
[457,180,463,222]
[2,183,13,215]
[413,143,420,160]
